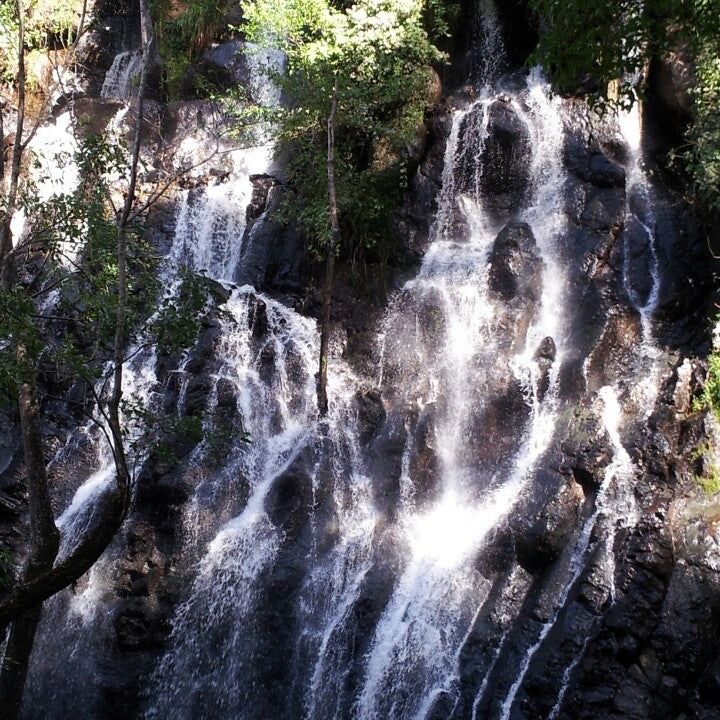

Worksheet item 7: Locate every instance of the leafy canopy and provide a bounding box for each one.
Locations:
[0,0,83,84]
[242,0,444,258]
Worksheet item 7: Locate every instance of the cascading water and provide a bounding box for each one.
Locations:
[497,386,635,720]
[101,51,143,102]
[617,98,664,415]
[10,112,81,266]
[16,1,704,718]
[351,66,569,720]
[20,41,288,720]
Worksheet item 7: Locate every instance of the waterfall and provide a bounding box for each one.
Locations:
[10,112,81,265]
[350,60,568,720]
[101,51,143,102]
[617,99,664,415]
[498,387,635,720]
[20,42,285,719]
[16,0,701,717]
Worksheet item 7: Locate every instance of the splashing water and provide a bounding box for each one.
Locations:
[18,1,684,717]
[617,97,664,415]
[353,62,569,720]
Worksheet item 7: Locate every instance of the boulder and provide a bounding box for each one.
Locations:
[514,472,585,570]
[479,99,531,198]
[488,221,543,303]
[534,336,557,400]
[355,389,386,443]
[453,98,531,220]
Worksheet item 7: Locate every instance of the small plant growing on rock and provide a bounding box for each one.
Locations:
[691,442,720,497]
[693,350,720,420]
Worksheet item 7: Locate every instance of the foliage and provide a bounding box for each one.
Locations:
[151,0,227,96]
[424,0,461,41]
[0,287,42,401]
[694,349,720,421]
[0,0,81,83]
[205,416,251,461]
[152,268,230,356]
[691,442,720,496]
[2,134,144,392]
[528,0,720,206]
[121,395,204,468]
[242,0,444,260]
[685,32,720,211]
[697,465,720,496]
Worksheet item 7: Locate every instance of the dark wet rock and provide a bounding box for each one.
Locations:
[75,0,140,92]
[578,186,626,232]
[249,297,269,339]
[408,410,441,505]
[514,473,585,571]
[394,109,451,261]
[0,489,21,517]
[478,99,531,203]
[367,409,419,517]
[645,48,694,158]
[584,310,643,391]
[0,412,20,484]
[488,221,543,303]
[200,41,285,102]
[467,378,533,471]
[564,124,627,189]
[241,195,309,292]
[183,375,214,418]
[265,453,314,534]
[534,336,557,401]
[583,152,626,188]
[182,322,222,376]
[215,377,238,414]
[559,405,613,491]
[623,216,659,306]
[202,39,247,86]
[247,175,277,224]
[535,336,557,362]
[355,389,386,443]
[115,607,155,651]
[73,97,125,136]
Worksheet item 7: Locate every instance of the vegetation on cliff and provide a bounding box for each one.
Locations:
[529,0,720,211]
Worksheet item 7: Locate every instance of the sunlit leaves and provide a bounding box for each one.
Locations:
[0,0,83,82]
[242,0,444,258]
[0,131,160,405]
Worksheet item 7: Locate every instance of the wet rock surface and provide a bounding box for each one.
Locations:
[10,2,720,720]
[488,221,543,303]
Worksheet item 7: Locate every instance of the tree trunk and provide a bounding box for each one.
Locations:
[0,3,61,714]
[317,76,340,417]
[0,0,25,277]
[0,359,59,717]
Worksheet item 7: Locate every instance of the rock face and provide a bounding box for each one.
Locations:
[6,2,720,720]
[477,99,532,214]
[488,221,542,303]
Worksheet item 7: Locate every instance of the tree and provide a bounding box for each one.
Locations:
[0,0,284,712]
[242,0,444,414]
[0,0,155,714]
